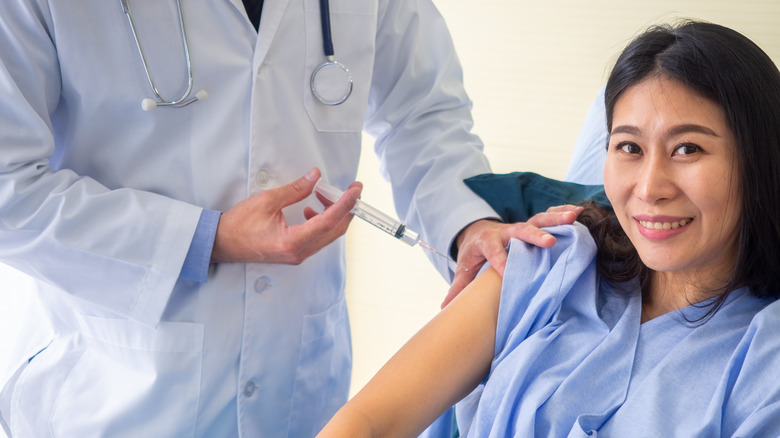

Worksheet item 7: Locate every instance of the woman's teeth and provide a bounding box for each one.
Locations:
[639,219,691,230]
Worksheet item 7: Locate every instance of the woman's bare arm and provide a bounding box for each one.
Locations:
[318,267,504,437]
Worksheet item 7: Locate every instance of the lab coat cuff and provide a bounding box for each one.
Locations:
[130,202,202,328]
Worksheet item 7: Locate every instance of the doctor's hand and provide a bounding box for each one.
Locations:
[211,168,362,265]
[441,205,583,308]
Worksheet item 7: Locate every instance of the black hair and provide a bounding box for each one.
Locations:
[586,20,780,318]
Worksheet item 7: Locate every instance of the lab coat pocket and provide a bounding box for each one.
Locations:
[288,298,351,437]
[28,315,204,437]
[302,0,377,132]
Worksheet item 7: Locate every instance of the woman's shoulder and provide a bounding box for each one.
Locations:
[504,221,600,291]
[497,223,603,348]
[503,223,598,305]
[506,222,597,263]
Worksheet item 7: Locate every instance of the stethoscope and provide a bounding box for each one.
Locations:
[120,0,207,111]
[121,0,352,111]
[310,0,354,105]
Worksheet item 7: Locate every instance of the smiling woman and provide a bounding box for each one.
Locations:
[320,20,780,437]
[604,76,743,322]
[597,20,780,324]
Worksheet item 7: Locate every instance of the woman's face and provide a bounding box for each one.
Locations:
[603,76,741,288]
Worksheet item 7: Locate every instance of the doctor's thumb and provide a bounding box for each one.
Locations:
[270,168,321,208]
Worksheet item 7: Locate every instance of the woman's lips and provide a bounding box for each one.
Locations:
[634,216,694,240]
[638,218,691,230]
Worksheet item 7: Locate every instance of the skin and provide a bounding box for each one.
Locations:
[603,75,741,322]
[316,76,744,436]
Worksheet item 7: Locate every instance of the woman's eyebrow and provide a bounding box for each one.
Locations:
[610,124,720,138]
[610,125,641,136]
[666,124,720,138]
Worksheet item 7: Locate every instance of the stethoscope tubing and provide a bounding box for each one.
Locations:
[121,0,200,109]
[319,0,335,57]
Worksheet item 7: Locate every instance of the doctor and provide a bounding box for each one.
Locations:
[0,0,576,436]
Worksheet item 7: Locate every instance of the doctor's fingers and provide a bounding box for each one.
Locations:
[500,206,583,256]
[309,180,364,213]
[296,208,357,256]
[499,221,562,257]
[239,182,360,265]
[302,181,362,224]
[528,205,584,224]
[290,183,362,241]
[261,168,323,211]
[247,193,359,266]
[442,265,480,308]
[276,201,359,264]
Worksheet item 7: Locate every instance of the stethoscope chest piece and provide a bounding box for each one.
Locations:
[310,0,352,106]
[311,59,353,106]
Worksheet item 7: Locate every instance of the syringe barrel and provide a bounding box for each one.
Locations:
[314,179,419,246]
[353,199,406,238]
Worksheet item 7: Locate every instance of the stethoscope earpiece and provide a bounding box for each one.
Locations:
[141,98,157,111]
[141,89,207,111]
[194,89,208,101]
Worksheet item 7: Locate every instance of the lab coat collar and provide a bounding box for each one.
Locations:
[256,0,291,65]
[223,0,290,65]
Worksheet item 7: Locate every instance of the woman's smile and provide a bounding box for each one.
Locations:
[634,215,694,240]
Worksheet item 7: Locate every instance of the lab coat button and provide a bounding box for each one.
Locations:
[255,169,270,187]
[254,276,271,293]
[243,381,256,397]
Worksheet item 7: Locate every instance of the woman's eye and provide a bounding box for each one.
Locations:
[617,142,641,154]
[674,143,702,155]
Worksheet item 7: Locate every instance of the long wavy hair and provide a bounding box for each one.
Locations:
[581,21,780,318]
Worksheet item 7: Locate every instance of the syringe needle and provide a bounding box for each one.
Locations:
[418,240,468,272]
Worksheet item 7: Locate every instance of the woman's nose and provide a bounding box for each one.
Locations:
[634,157,677,204]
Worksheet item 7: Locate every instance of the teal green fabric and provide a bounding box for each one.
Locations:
[464,172,610,222]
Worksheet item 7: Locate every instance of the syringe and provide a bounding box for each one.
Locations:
[314,179,466,271]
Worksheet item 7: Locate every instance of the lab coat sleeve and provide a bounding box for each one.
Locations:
[365,0,499,280]
[0,1,201,327]
[564,86,608,185]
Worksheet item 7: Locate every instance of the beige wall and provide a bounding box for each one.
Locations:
[347,0,780,396]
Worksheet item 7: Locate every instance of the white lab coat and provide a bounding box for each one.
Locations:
[0,0,495,436]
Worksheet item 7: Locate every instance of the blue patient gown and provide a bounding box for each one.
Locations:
[455,223,780,437]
